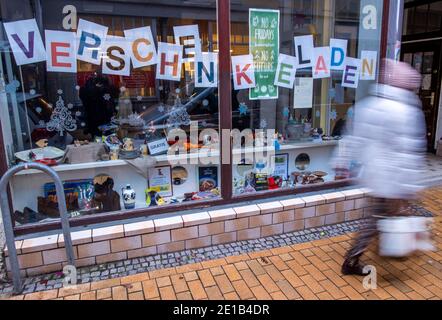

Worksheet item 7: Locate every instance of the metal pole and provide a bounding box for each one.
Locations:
[0,162,75,294]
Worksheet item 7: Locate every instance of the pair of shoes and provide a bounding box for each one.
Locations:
[341,260,371,276]
[12,207,48,225]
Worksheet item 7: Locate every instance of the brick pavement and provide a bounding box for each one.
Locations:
[4,187,442,300]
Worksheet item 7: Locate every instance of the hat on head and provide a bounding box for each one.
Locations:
[378,58,422,90]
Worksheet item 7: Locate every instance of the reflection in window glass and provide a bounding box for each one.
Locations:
[428,1,442,32]
[0,0,220,226]
[230,0,383,196]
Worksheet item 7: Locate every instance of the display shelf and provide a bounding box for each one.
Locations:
[14,140,338,176]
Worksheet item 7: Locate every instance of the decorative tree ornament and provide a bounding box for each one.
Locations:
[239,102,249,116]
[67,103,74,109]
[330,109,338,121]
[167,97,191,128]
[35,107,42,113]
[347,107,354,119]
[260,119,267,129]
[46,95,77,136]
[103,93,111,101]
[30,89,36,95]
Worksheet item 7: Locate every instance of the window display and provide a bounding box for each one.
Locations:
[0,0,387,234]
[0,0,220,227]
[230,0,383,196]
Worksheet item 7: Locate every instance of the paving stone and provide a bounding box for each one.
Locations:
[2,205,436,296]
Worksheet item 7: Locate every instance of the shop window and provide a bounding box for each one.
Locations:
[230,0,384,196]
[427,1,442,32]
[0,0,220,226]
[403,1,442,36]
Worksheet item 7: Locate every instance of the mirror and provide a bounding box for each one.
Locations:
[295,153,310,171]
[172,166,188,185]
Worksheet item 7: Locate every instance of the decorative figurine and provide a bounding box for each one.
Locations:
[92,175,121,213]
[121,184,136,209]
[145,188,165,207]
[123,138,134,151]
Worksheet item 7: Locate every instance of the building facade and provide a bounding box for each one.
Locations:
[0,0,402,275]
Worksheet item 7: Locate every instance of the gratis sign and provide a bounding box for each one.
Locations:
[249,8,280,100]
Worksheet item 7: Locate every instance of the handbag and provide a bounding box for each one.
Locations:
[377,216,434,257]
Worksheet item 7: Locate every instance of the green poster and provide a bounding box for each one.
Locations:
[249,8,280,100]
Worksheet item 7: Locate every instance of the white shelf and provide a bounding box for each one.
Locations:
[14,140,338,176]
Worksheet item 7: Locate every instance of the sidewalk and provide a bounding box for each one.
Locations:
[7,188,441,300]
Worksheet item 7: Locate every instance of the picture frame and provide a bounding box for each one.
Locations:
[271,153,289,178]
[148,165,173,197]
[198,166,219,192]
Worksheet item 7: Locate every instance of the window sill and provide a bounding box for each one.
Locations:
[14,140,338,176]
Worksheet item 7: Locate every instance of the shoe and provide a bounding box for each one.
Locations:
[341,260,371,276]
[12,210,26,225]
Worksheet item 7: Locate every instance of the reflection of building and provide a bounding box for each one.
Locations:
[401,0,442,152]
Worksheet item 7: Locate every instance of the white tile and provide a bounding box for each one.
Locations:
[124,220,154,236]
[92,225,124,242]
[234,205,261,218]
[208,208,236,222]
[257,201,284,214]
[301,195,326,206]
[154,216,183,231]
[21,235,58,253]
[280,198,306,210]
[182,212,211,227]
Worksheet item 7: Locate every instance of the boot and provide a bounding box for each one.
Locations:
[341,258,371,276]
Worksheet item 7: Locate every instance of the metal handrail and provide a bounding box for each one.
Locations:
[0,162,75,294]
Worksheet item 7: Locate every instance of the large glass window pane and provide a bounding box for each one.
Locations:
[428,1,442,32]
[0,0,220,227]
[230,0,384,196]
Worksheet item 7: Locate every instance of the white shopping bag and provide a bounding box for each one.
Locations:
[377,217,434,257]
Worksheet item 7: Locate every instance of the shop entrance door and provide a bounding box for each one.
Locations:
[401,40,442,152]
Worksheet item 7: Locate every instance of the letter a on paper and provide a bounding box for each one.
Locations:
[313,47,331,79]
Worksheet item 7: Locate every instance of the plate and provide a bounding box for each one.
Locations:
[312,171,328,177]
[15,146,65,162]
[119,150,141,159]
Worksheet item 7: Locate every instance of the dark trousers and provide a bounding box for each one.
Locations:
[345,198,408,264]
